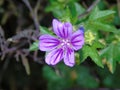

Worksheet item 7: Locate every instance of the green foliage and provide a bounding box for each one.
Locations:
[97,65,120,88]
[45,0,85,24]
[76,66,99,88]
[43,64,99,90]
[89,7,115,20]
[28,0,120,90]
[100,42,120,73]
[29,41,39,51]
[40,26,54,35]
[30,0,120,75]
[112,5,120,26]
[79,44,103,68]
[43,65,71,90]
[85,6,117,33]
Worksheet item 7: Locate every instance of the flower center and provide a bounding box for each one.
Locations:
[61,39,71,47]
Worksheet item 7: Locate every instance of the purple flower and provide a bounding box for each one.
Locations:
[39,19,84,67]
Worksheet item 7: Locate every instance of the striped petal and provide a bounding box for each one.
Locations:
[45,48,64,65]
[64,48,75,67]
[39,35,60,51]
[71,29,84,51]
[52,19,72,38]
[63,22,72,38]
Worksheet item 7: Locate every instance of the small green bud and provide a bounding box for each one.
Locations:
[85,30,95,45]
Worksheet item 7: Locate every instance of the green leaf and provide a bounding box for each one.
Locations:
[69,2,85,24]
[92,41,104,49]
[79,45,104,68]
[89,6,115,20]
[74,2,85,16]
[114,43,120,62]
[29,41,39,51]
[90,46,104,68]
[69,2,85,17]
[40,26,54,35]
[45,1,63,12]
[63,7,72,22]
[86,6,117,33]
[93,10,115,20]
[89,21,117,32]
[53,9,66,19]
[79,45,89,62]
[89,6,99,20]
[100,44,117,73]
[69,3,77,18]
[98,0,107,10]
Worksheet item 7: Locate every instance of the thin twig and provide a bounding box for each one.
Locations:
[34,0,41,15]
[22,0,32,13]
[22,0,40,32]
[34,0,41,32]
[78,0,100,19]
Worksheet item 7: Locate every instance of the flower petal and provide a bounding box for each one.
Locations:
[71,29,84,51]
[52,19,72,38]
[63,22,72,38]
[45,48,64,65]
[39,35,60,51]
[52,19,64,37]
[64,48,75,67]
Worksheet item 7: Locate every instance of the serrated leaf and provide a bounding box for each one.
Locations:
[29,41,39,51]
[79,45,103,68]
[90,46,104,68]
[79,45,89,62]
[100,44,117,73]
[89,6,115,20]
[93,10,115,20]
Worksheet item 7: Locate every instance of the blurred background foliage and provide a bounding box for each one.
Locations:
[0,0,120,90]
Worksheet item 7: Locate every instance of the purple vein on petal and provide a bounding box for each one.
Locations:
[39,35,60,51]
[64,47,75,67]
[58,27,63,37]
[40,38,59,41]
[71,34,82,41]
[53,48,63,63]
[71,30,84,51]
[72,40,82,44]
[67,48,74,64]
[63,28,65,38]
[49,48,64,65]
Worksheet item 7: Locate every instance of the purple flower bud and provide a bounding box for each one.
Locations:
[79,26,84,33]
